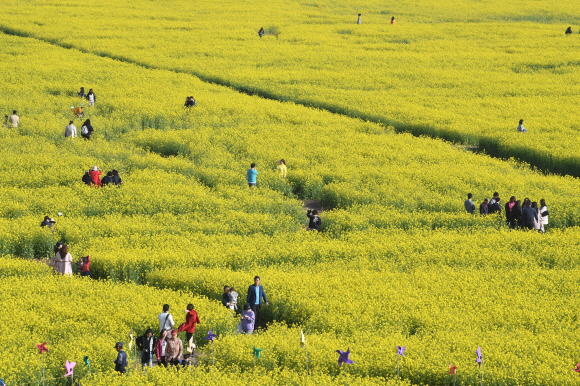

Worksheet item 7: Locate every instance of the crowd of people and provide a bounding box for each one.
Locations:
[464,192,549,232]
[82,166,123,187]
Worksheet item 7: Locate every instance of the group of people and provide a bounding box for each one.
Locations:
[82,166,123,187]
[65,119,94,139]
[464,192,549,232]
[2,111,19,128]
[77,87,97,106]
[48,241,91,277]
[245,160,287,187]
[223,277,269,335]
[565,27,580,35]
[184,97,196,107]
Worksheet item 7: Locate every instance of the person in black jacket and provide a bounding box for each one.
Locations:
[306,209,321,231]
[479,199,489,216]
[81,119,94,140]
[82,171,94,186]
[259,27,265,38]
[222,286,230,308]
[489,197,502,215]
[77,87,86,98]
[113,342,128,374]
[136,328,157,368]
[101,171,113,186]
[521,201,538,230]
[505,196,516,226]
[565,27,572,35]
[112,169,124,185]
[511,200,523,229]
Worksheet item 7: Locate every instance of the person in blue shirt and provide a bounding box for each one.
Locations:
[246,163,258,188]
[113,342,128,374]
[246,276,269,327]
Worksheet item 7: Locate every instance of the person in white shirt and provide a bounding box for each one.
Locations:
[357,13,361,24]
[65,121,77,138]
[87,89,96,107]
[517,119,527,133]
[539,199,549,233]
[9,110,19,128]
[158,304,175,334]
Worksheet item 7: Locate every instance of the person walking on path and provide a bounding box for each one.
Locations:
[228,287,239,311]
[165,330,183,368]
[55,244,73,276]
[79,255,91,277]
[539,199,549,233]
[87,89,96,106]
[113,342,128,374]
[247,276,269,327]
[357,14,362,24]
[532,202,541,231]
[464,193,475,214]
[81,119,94,139]
[517,119,527,133]
[112,169,124,185]
[65,121,77,138]
[90,166,103,187]
[306,209,322,231]
[155,330,169,368]
[391,16,396,25]
[178,304,201,346]
[158,304,175,335]
[247,163,258,188]
[489,197,502,215]
[222,286,231,308]
[521,201,538,230]
[479,198,489,216]
[505,196,516,226]
[277,159,287,178]
[240,303,255,334]
[78,87,86,99]
[9,110,19,128]
[136,328,157,368]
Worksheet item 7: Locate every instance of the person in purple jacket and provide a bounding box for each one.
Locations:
[240,303,255,334]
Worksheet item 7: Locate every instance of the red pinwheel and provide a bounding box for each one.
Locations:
[449,363,458,375]
[573,363,580,376]
[37,343,48,355]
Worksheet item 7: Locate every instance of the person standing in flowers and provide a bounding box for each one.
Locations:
[247,163,258,188]
[81,119,94,139]
[247,276,269,327]
[165,330,183,368]
[464,193,475,214]
[240,303,255,334]
[136,328,156,368]
[539,199,549,233]
[77,87,86,99]
[112,169,124,185]
[517,119,527,133]
[9,110,19,128]
[55,244,73,276]
[522,200,538,230]
[391,16,396,25]
[307,209,321,231]
[357,14,362,24]
[90,166,102,187]
[488,197,502,215]
[113,342,128,374]
[259,27,265,38]
[178,304,200,349]
[156,330,169,367]
[79,255,90,277]
[505,196,516,226]
[158,304,175,335]
[277,159,287,178]
[479,198,489,216]
[87,89,96,107]
[64,121,77,138]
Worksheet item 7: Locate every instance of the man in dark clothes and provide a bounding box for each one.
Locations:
[479,198,489,216]
[565,27,572,34]
[41,216,52,227]
[222,286,230,308]
[259,27,265,38]
[101,171,114,186]
[521,201,538,230]
[113,342,128,374]
[489,197,502,215]
[112,169,124,185]
[247,276,269,327]
[306,209,321,231]
[136,328,157,368]
[82,171,94,186]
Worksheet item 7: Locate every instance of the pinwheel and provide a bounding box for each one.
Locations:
[83,356,91,373]
[335,348,354,367]
[574,363,580,376]
[476,346,484,386]
[205,330,218,365]
[37,343,48,386]
[253,346,263,360]
[449,363,458,386]
[64,360,76,385]
[0,378,5,386]
[128,328,134,351]
[396,346,406,379]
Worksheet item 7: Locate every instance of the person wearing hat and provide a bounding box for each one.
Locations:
[89,166,102,187]
[113,342,128,374]
[165,329,183,367]
[136,328,157,368]
[41,216,52,228]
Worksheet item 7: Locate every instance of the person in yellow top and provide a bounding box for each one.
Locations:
[277,159,287,178]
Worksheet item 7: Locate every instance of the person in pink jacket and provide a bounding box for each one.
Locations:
[155,330,169,367]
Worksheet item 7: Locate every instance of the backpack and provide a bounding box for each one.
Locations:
[81,126,88,135]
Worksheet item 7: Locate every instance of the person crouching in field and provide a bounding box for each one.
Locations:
[82,171,94,186]
[566,27,572,35]
[90,166,102,187]
[307,209,321,231]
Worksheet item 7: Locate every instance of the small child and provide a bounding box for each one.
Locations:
[79,255,91,277]
[228,287,239,311]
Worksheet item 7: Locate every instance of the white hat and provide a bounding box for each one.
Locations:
[49,218,56,223]
[92,166,98,171]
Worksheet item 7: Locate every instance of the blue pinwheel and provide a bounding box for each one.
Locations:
[205,330,217,343]
[476,346,482,368]
[335,348,354,367]
[0,378,6,386]
[396,345,406,379]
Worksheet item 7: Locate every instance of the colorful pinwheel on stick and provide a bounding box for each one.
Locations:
[83,356,91,373]
[64,360,76,385]
[336,348,354,367]
[476,346,483,386]
[37,343,48,386]
[449,363,458,386]
[300,329,308,372]
[396,346,405,379]
[573,363,580,376]
[205,330,218,365]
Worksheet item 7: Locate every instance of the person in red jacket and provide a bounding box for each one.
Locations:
[178,304,200,353]
[89,166,102,187]
[79,255,91,277]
